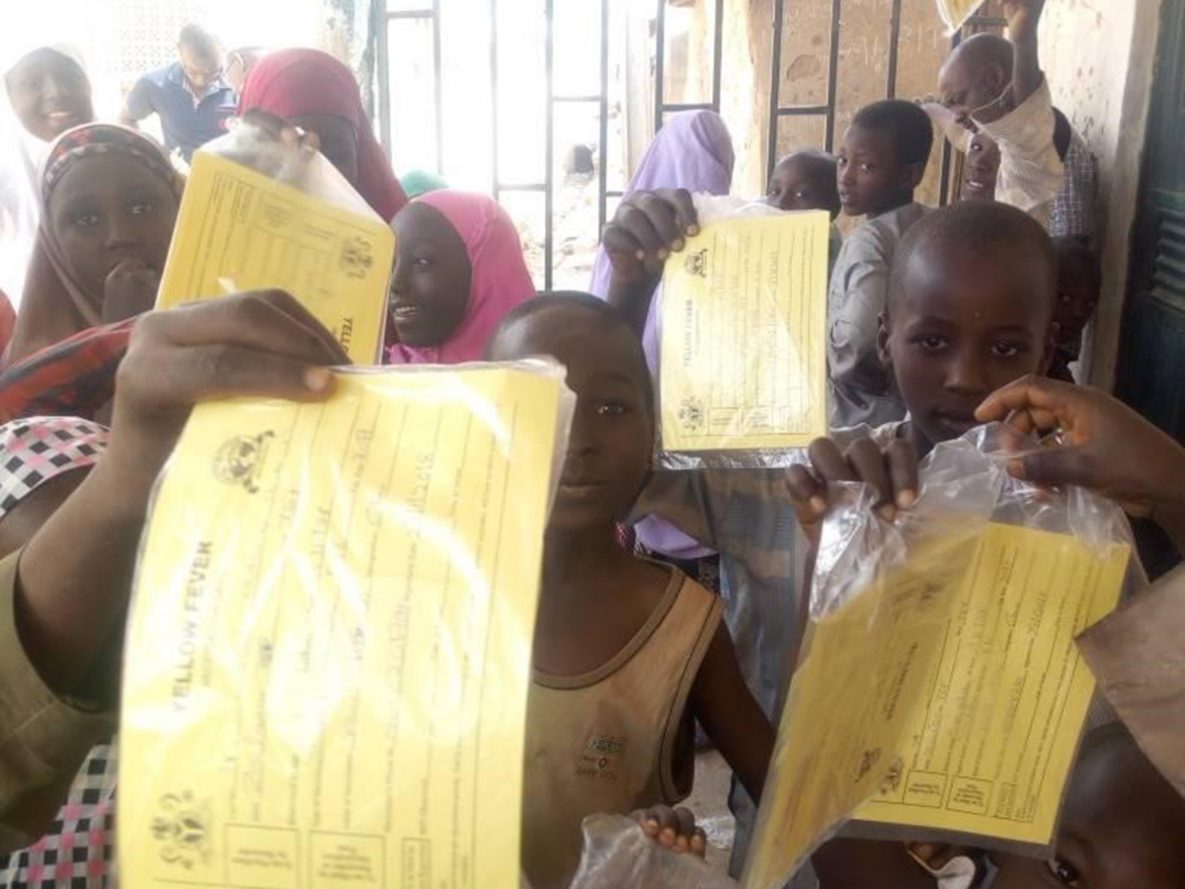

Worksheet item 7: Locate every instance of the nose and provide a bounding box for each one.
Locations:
[944,346,988,396]
[839,165,857,190]
[567,407,601,458]
[42,71,66,102]
[104,211,139,249]
[389,256,410,296]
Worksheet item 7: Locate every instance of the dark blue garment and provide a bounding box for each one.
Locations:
[125,62,235,161]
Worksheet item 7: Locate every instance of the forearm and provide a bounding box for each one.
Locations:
[1010,31,1042,106]
[15,454,155,694]
[606,275,660,339]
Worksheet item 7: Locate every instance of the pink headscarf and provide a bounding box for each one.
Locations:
[386,190,536,365]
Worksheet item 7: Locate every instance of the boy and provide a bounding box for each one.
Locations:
[766,150,844,275]
[960,132,1000,202]
[828,99,933,429]
[936,1,1067,231]
[1049,237,1100,382]
[488,294,772,889]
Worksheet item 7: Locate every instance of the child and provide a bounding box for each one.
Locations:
[766,150,844,275]
[990,723,1185,888]
[1,44,95,308]
[1049,236,1100,382]
[238,48,407,221]
[386,190,535,364]
[960,132,1000,202]
[7,124,183,366]
[789,199,1059,525]
[828,99,933,429]
[487,293,772,889]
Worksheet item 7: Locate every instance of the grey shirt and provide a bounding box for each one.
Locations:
[826,203,928,430]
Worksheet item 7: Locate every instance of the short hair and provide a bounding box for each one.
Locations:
[774,150,840,212]
[178,24,220,59]
[948,33,1014,74]
[491,292,654,411]
[850,100,934,167]
[889,201,1058,315]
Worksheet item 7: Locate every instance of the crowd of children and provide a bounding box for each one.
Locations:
[0,0,1180,887]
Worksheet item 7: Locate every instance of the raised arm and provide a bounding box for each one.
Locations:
[601,189,698,336]
[16,290,347,695]
[1003,0,1047,106]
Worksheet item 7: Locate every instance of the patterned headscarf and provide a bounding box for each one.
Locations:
[6,125,180,367]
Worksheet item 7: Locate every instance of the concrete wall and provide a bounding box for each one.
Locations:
[1040,0,1164,389]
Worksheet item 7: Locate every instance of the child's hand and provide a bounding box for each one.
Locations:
[106,290,348,492]
[976,376,1185,518]
[1002,0,1045,42]
[786,436,920,538]
[633,805,707,857]
[601,189,699,287]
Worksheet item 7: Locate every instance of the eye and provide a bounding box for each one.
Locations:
[1058,293,1074,304]
[795,189,808,199]
[860,162,874,173]
[129,201,155,216]
[991,340,1026,358]
[836,156,848,168]
[73,212,100,228]
[595,401,628,418]
[1044,857,1082,886]
[911,334,948,352]
[413,256,434,270]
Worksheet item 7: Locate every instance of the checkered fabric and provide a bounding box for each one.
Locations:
[0,418,107,519]
[0,742,116,888]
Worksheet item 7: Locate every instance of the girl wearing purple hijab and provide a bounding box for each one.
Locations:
[589,110,735,569]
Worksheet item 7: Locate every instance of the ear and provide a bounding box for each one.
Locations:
[899,161,927,193]
[877,311,893,371]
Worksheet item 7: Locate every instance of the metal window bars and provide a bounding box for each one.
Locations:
[377,1,444,175]
[381,0,1009,292]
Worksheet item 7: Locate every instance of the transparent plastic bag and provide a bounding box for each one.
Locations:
[656,195,831,470]
[743,424,1136,889]
[118,361,574,889]
[155,114,395,363]
[568,815,738,889]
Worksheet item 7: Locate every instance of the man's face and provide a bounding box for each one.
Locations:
[179,44,222,94]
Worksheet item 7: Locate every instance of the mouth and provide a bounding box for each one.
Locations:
[390,304,424,323]
[44,110,81,128]
[558,477,609,498]
[929,409,979,438]
[963,179,992,196]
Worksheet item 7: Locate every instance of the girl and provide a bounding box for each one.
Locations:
[488,293,772,889]
[386,190,535,364]
[238,49,407,222]
[0,44,94,312]
[6,125,182,366]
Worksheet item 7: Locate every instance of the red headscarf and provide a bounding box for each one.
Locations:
[238,48,407,222]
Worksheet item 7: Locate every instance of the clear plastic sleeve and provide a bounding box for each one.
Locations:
[935,0,987,35]
[118,361,574,889]
[743,424,1137,889]
[655,195,831,471]
[568,815,738,889]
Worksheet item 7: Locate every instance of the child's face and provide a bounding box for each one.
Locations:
[389,203,472,347]
[1054,251,1100,346]
[5,49,92,142]
[882,244,1054,448]
[49,153,179,307]
[992,735,1185,889]
[837,124,918,218]
[489,308,653,531]
[766,157,838,216]
[290,113,359,186]
[960,133,1000,201]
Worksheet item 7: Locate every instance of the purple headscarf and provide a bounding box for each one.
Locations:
[590,111,734,561]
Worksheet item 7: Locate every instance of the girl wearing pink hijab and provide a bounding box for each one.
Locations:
[386,190,536,364]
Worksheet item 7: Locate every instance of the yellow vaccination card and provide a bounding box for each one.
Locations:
[659,211,829,454]
[119,365,567,889]
[743,522,1129,889]
[157,152,395,363]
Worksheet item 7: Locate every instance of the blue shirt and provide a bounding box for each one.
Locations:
[125,62,236,162]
